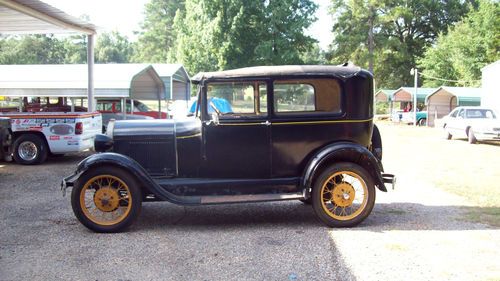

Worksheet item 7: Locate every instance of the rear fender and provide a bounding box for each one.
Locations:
[72,152,195,204]
[302,142,388,198]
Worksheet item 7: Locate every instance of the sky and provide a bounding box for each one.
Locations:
[43,0,333,50]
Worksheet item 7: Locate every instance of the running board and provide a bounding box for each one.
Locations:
[200,193,304,204]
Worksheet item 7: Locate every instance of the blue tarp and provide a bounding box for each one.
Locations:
[189,97,233,114]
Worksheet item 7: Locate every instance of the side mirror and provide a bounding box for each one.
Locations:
[211,113,219,125]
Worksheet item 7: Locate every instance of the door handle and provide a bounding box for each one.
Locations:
[261,120,271,126]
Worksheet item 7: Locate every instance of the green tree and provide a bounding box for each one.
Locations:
[419,0,499,87]
[95,31,134,63]
[328,0,473,88]
[0,35,66,64]
[168,0,318,74]
[133,0,185,62]
[63,35,87,63]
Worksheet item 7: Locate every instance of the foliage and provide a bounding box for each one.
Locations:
[328,0,473,88]
[95,31,134,63]
[419,0,499,87]
[0,35,66,64]
[133,0,185,63]
[168,0,318,74]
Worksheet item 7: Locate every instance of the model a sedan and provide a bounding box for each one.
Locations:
[61,65,395,233]
[442,106,500,143]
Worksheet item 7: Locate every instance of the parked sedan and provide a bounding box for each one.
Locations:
[441,106,500,144]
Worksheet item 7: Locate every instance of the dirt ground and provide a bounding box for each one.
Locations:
[329,122,500,280]
[0,122,499,280]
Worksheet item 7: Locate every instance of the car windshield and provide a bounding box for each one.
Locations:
[135,101,150,112]
[466,109,496,119]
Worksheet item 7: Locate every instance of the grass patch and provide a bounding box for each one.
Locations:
[463,207,500,227]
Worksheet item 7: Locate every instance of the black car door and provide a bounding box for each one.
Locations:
[200,81,271,179]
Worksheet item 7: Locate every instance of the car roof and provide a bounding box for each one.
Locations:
[191,65,368,83]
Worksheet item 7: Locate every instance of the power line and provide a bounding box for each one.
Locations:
[419,72,480,84]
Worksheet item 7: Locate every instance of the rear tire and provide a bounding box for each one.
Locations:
[312,162,375,227]
[12,134,48,165]
[71,166,142,233]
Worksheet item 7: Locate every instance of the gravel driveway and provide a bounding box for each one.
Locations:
[0,153,353,281]
[1,124,499,280]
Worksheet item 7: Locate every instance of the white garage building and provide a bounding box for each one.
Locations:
[481,60,500,113]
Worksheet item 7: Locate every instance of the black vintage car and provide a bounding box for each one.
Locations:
[62,65,395,232]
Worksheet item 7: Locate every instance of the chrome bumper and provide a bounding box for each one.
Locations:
[60,172,80,196]
[382,173,396,190]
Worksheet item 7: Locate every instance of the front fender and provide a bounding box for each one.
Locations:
[68,152,197,204]
[302,142,388,195]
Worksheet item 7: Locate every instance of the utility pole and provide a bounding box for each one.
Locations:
[410,68,418,127]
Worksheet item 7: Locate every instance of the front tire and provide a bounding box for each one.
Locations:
[71,166,142,233]
[418,118,427,126]
[444,125,452,140]
[12,134,48,165]
[468,129,477,144]
[312,162,375,227]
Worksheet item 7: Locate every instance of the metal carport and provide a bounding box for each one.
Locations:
[0,0,97,111]
[425,86,481,127]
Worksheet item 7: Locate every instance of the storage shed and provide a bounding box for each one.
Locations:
[481,60,500,113]
[425,86,481,127]
[153,64,191,101]
[375,89,396,102]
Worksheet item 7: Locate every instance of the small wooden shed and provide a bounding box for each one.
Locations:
[375,89,396,102]
[425,86,481,126]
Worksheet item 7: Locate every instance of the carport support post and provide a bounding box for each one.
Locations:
[87,34,95,112]
[121,98,126,120]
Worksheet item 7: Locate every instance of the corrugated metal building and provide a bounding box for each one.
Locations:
[425,87,481,127]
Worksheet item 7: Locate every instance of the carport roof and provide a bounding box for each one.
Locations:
[392,87,437,102]
[0,64,165,98]
[375,89,396,100]
[0,0,96,34]
[425,86,481,104]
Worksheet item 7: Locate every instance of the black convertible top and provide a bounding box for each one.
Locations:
[191,64,367,83]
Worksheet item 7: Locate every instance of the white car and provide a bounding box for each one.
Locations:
[441,106,500,144]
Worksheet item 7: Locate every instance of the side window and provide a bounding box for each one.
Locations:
[273,79,341,114]
[206,82,267,117]
[449,109,458,117]
[458,109,465,118]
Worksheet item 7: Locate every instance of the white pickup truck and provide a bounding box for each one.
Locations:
[0,112,102,164]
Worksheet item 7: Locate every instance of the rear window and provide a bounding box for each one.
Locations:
[273,79,341,114]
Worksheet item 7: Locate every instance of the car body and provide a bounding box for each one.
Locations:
[401,111,427,126]
[441,106,500,143]
[62,65,395,233]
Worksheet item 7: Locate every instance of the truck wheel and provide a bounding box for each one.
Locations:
[12,134,48,165]
[71,166,142,233]
[468,129,477,144]
[312,162,375,227]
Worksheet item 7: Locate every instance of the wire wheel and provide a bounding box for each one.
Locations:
[80,175,132,226]
[71,166,142,232]
[312,162,375,227]
[320,171,368,221]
